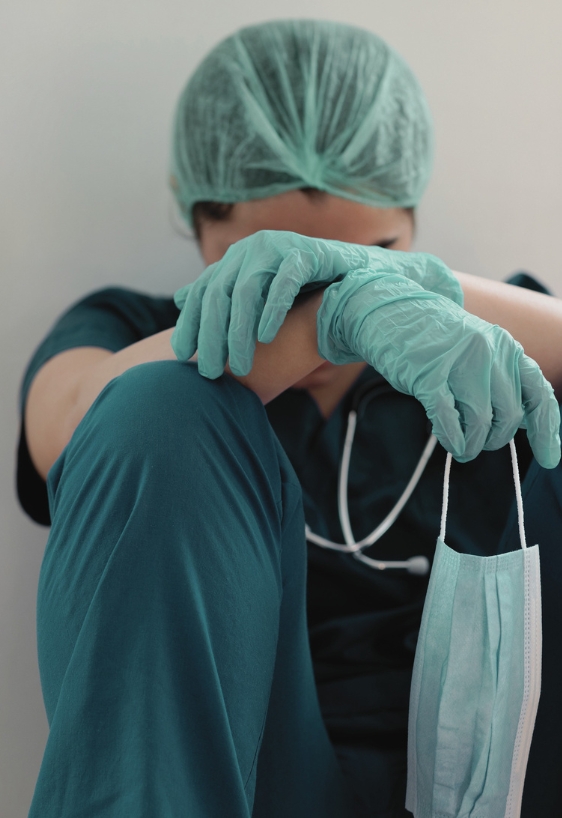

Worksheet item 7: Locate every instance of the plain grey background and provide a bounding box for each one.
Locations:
[2,1,561,814]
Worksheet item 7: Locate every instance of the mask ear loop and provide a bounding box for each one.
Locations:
[439,439,527,549]
[439,451,453,542]
[509,438,528,550]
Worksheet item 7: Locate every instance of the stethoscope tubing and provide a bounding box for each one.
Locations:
[305,380,435,575]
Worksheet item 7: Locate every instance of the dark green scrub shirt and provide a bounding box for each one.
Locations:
[16,285,535,753]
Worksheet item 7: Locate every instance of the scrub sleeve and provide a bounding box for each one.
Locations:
[27,360,355,818]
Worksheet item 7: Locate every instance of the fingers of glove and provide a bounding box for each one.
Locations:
[174,261,219,309]
[227,274,274,373]
[193,244,255,376]
[483,349,525,452]
[484,404,525,454]
[441,329,496,459]
[257,251,314,343]
[227,267,271,376]
[453,397,494,462]
[173,282,192,310]
[420,386,467,460]
[196,284,234,379]
[519,355,561,468]
[367,249,464,306]
[171,280,210,361]
[171,265,220,360]
[227,300,263,376]
[422,255,464,306]
[439,360,493,460]
[171,305,199,362]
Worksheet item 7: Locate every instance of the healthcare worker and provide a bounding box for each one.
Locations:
[17,19,562,818]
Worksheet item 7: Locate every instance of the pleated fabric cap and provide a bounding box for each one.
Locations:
[171,19,434,227]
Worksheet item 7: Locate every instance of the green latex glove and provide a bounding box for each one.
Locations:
[317,268,561,467]
[171,230,463,378]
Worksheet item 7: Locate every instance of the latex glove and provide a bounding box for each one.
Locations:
[171,229,463,378]
[317,268,561,467]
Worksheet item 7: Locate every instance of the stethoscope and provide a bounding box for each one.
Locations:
[305,380,435,576]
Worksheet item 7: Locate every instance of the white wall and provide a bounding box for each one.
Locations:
[1,1,561,814]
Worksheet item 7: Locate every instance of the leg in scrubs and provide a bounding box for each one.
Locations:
[28,361,355,818]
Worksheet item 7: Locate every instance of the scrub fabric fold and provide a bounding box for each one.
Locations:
[28,361,355,818]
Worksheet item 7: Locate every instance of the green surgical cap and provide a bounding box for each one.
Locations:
[171,19,434,228]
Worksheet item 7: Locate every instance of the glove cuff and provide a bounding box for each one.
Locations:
[317,269,442,365]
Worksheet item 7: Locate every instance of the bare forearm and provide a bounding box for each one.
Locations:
[28,291,325,480]
[234,289,325,401]
[455,272,562,394]
[58,291,323,452]
[73,289,324,423]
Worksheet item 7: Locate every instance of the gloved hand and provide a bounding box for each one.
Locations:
[317,268,561,467]
[171,229,464,378]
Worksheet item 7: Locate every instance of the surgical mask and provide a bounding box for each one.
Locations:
[406,439,542,818]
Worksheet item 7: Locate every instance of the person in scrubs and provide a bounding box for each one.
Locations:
[17,19,562,818]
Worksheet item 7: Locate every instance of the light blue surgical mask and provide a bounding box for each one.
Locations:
[406,439,542,818]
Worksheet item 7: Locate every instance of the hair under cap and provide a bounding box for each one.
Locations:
[171,19,434,228]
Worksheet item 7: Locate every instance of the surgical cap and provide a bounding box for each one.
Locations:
[171,19,434,228]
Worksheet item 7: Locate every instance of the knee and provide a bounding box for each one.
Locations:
[90,359,247,429]
[67,360,279,483]
[103,359,256,422]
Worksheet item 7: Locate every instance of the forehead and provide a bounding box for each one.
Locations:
[198,191,414,264]
[226,191,410,239]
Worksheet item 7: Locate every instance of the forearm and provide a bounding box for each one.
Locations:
[234,288,325,400]
[455,272,562,394]
[29,290,325,480]
[73,289,324,421]
[27,287,327,482]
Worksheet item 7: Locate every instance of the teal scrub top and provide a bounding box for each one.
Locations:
[16,285,534,751]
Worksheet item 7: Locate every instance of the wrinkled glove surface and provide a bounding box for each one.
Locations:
[171,230,463,378]
[317,268,561,467]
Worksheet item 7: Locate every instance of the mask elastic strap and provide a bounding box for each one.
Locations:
[439,439,527,549]
[438,451,452,542]
[509,438,528,550]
